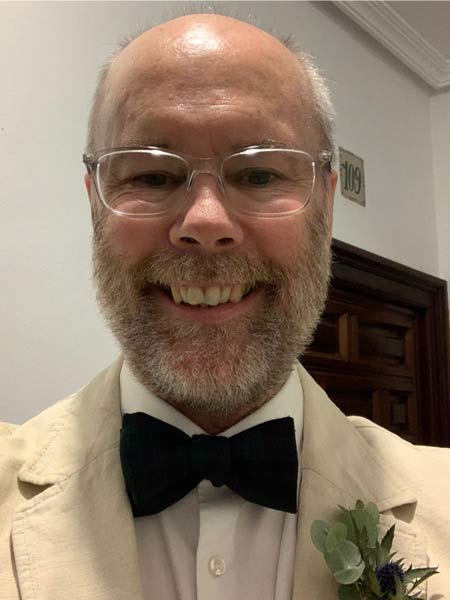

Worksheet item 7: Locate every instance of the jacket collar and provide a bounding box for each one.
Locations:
[17,356,125,487]
[297,362,416,511]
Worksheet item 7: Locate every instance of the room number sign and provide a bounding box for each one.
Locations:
[339,147,366,207]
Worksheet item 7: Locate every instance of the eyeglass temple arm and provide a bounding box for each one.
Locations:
[83,153,94,175]
[318,150,333,172]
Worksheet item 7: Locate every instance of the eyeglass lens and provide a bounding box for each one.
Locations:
[97,149,315,216]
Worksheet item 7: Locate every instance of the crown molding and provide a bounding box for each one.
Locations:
[332,1,450,90]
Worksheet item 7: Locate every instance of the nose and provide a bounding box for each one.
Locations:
[169,175,244,253]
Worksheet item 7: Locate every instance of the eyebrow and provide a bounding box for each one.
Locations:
[120,137,170,149]
[230,139,289,152]
[119,137,289,153]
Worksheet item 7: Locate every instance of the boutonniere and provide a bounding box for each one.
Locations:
[310,500,438,599]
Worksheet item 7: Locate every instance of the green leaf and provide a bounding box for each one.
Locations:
[368,568,382,596]
[310,520,330,554]
[352,509,378,548]
[325,522,348,554]
[337,511,358,545]
[387,552,398,562]
[357,525,377,571]
[337,584,361,600]
[355,499,365,510]
[334,563,366,585]
[365,501,380,525]
[396,558,406,572]
[407,567,439,593]
[403,566,439,584]
[375,541,383,565]
[367,550,377,570]
[393,574,406,599]
[324,539,364,584]
[358,525,371,557]
[379,525,395,564]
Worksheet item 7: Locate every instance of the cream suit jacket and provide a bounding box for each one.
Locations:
[1,357,449,600]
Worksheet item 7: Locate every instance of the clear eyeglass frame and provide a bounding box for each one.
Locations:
[83,145,333,219]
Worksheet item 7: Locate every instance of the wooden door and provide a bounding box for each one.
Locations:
[302,239,450,446]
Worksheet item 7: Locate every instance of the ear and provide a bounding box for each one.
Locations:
[84,173,92,198]
[326,169,338,234]
[84,173,96,223]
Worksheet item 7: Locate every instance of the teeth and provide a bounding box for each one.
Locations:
[171,287,182,304]
[230,284,244,303]
[204,287,221,306]
[220,286,231,303]
[187,287,204,305]
[170,284,250,306]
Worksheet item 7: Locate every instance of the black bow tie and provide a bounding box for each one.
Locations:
[120,413,298,516]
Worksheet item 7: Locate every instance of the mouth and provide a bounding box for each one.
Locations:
[147,282,265,324]
[158,282,258,307]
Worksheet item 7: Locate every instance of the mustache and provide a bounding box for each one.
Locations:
[127,249,289,290]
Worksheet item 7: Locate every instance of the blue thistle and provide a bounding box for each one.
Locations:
[375,561,405,597]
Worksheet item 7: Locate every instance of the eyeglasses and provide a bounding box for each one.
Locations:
[83,146,332,218]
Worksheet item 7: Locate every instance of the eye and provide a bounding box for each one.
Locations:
[134,172,177,187]
[237,169,279,186]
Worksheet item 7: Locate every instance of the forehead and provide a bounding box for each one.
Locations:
[100,21,316,152]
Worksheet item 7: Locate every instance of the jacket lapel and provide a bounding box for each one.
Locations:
[292,363,427,600]
[11,357,144,600]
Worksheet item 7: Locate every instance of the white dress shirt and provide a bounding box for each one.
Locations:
[120,361,304,600]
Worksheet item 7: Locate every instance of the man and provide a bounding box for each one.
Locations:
[1,12,449,600]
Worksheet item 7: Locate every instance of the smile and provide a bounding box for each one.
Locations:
[161,283,255,307]
[154,284,264,324]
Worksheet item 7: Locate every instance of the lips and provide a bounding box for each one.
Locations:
[153,284,264,324]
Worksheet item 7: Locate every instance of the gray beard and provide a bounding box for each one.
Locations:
[92,206,332,423]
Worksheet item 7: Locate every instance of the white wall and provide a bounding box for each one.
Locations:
[430,90,450,286]
[0,1,446,424]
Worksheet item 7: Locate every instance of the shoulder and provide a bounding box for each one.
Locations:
[0,357,123,481]
[350,414,450,452]
[0,357,121,449]
[0,422,18,435]
[348,415,450,484]
[0,395,76,476]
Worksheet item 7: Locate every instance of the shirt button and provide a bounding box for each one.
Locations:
[208,556,226,577]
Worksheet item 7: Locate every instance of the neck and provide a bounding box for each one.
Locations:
[163,379,287,435]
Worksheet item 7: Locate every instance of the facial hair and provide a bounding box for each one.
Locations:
[92,204,332,424]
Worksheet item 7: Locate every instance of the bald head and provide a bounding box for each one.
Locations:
[119,13,293,56]
[113,14,303,84]
[87,13,335,157]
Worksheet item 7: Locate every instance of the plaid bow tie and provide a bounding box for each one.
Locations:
[120,413,298,516]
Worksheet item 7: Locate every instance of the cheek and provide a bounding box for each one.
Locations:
[102,217,171,264]
[249,218,307,265]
